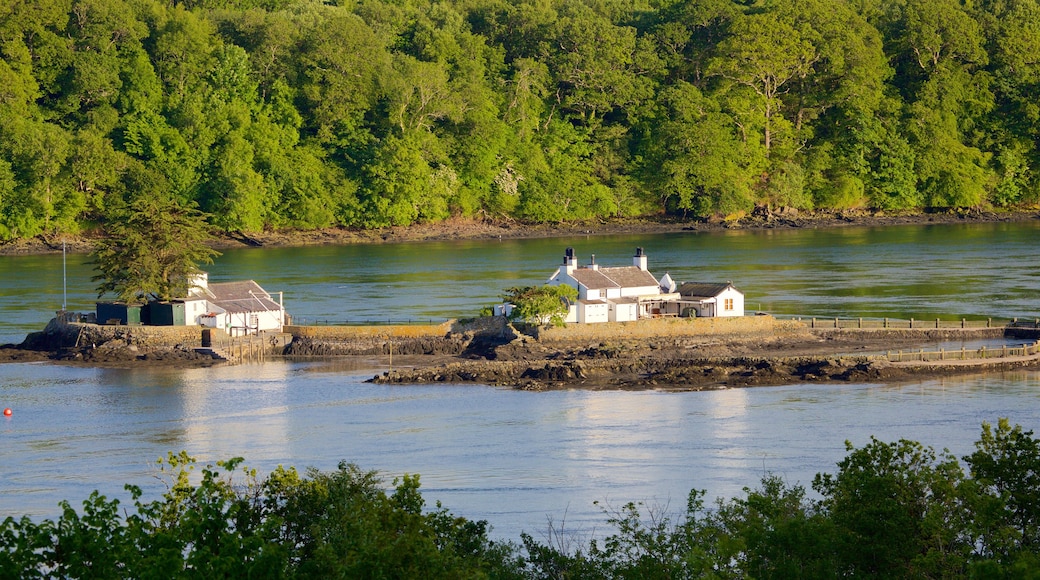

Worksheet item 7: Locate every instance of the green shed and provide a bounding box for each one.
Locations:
[96,302,143,325]
[148,301,186,326]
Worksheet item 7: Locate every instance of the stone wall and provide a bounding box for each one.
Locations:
[284,321,454,339]
[20,319,210,350]
[71,322,206,348]
[529,314,801,343]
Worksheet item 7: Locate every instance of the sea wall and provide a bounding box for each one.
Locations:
[21,319,207,350]
[528,314,803,343]
[281,318,514,356]
[284,321,454,339]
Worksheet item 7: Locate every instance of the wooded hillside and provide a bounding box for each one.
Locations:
[1,0,1037,240]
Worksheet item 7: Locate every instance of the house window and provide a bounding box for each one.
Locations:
[724,298,734,311]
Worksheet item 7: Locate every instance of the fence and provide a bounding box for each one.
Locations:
[888,340,1040,363]
[777,315,1040,330]
[207,331,279,364]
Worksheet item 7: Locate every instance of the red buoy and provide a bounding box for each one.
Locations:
[3,408,11,417]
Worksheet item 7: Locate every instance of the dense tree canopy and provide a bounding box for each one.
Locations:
[2,0,1039,242]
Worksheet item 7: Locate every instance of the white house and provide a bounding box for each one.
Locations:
[674,282,745,318]
[543,248,744,323]
[189,274,285,336]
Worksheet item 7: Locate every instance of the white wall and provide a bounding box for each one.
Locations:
[578,302,609,324]
[184,299,209,325]
[610,302,639,322]
[717,288,745,317]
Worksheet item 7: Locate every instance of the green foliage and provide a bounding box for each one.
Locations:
[8,422,1040,577]
[3,0,1040,241]
[502,284,578,327]
[813,437,970,577]
[0,452,519,579]
[90,195,220,303]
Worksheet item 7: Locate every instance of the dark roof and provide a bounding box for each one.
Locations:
[199,280,282,314]
[570,269,620,290]
[676,282,736,299]
[600,266,659,288]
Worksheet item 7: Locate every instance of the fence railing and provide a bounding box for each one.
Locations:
[776,315,1040,330]
[888,340,1040,363]
[207,331,282,364]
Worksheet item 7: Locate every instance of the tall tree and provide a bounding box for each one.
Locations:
[91,195,219,303]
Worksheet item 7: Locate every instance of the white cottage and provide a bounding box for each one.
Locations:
[675,282,745,317]
[542,248,745,323]
[547,248,682,323]
[189,274,285,336]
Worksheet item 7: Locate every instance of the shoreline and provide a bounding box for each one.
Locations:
[2,207,1039,256]
[7,317,1039,391]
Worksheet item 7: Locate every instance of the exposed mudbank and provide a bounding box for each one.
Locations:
[361,320,1040,390]
[2,208,1038,256]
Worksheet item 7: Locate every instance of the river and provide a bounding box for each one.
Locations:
[2,222,1040,540]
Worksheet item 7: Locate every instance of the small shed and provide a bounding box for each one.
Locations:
[96,302,143,326]
[147,301,186,326]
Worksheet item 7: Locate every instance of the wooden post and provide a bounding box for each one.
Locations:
[811,317,816,328]
[859,317,862,328]
[962,318,965,329]
[988,318,992,328]
[884,318,889,329]
[910,318,914,329]
[936,318,939,329]
[835,317,839,328]
[941,348,945,361]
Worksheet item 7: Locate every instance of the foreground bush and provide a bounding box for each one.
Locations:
[5,420,1040,578]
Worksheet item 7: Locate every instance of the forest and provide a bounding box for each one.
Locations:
[1,0,1039,242]
[3,419,1040,577]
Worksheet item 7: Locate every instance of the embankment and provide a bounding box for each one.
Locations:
[282,317,516,357]
[14,318,221,365]
[368,316,1040,390]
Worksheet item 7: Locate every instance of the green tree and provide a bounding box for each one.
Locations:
[640,81,753,217]
[813,437,970,577]
[708,3,819,160]
[963,418,1040,571]
[501,284,578,327]
[91,195,219,303]
[712,475,838,578]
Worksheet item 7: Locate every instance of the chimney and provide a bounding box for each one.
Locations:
[189,272,208,294]
[633,247,648,271]
[564,247,577,274]
[589,254,598,271]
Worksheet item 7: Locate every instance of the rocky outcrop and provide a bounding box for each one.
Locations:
[11,318,220,367]
[370,354,890,390]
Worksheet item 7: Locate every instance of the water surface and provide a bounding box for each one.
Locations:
[3,222,1040,540]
